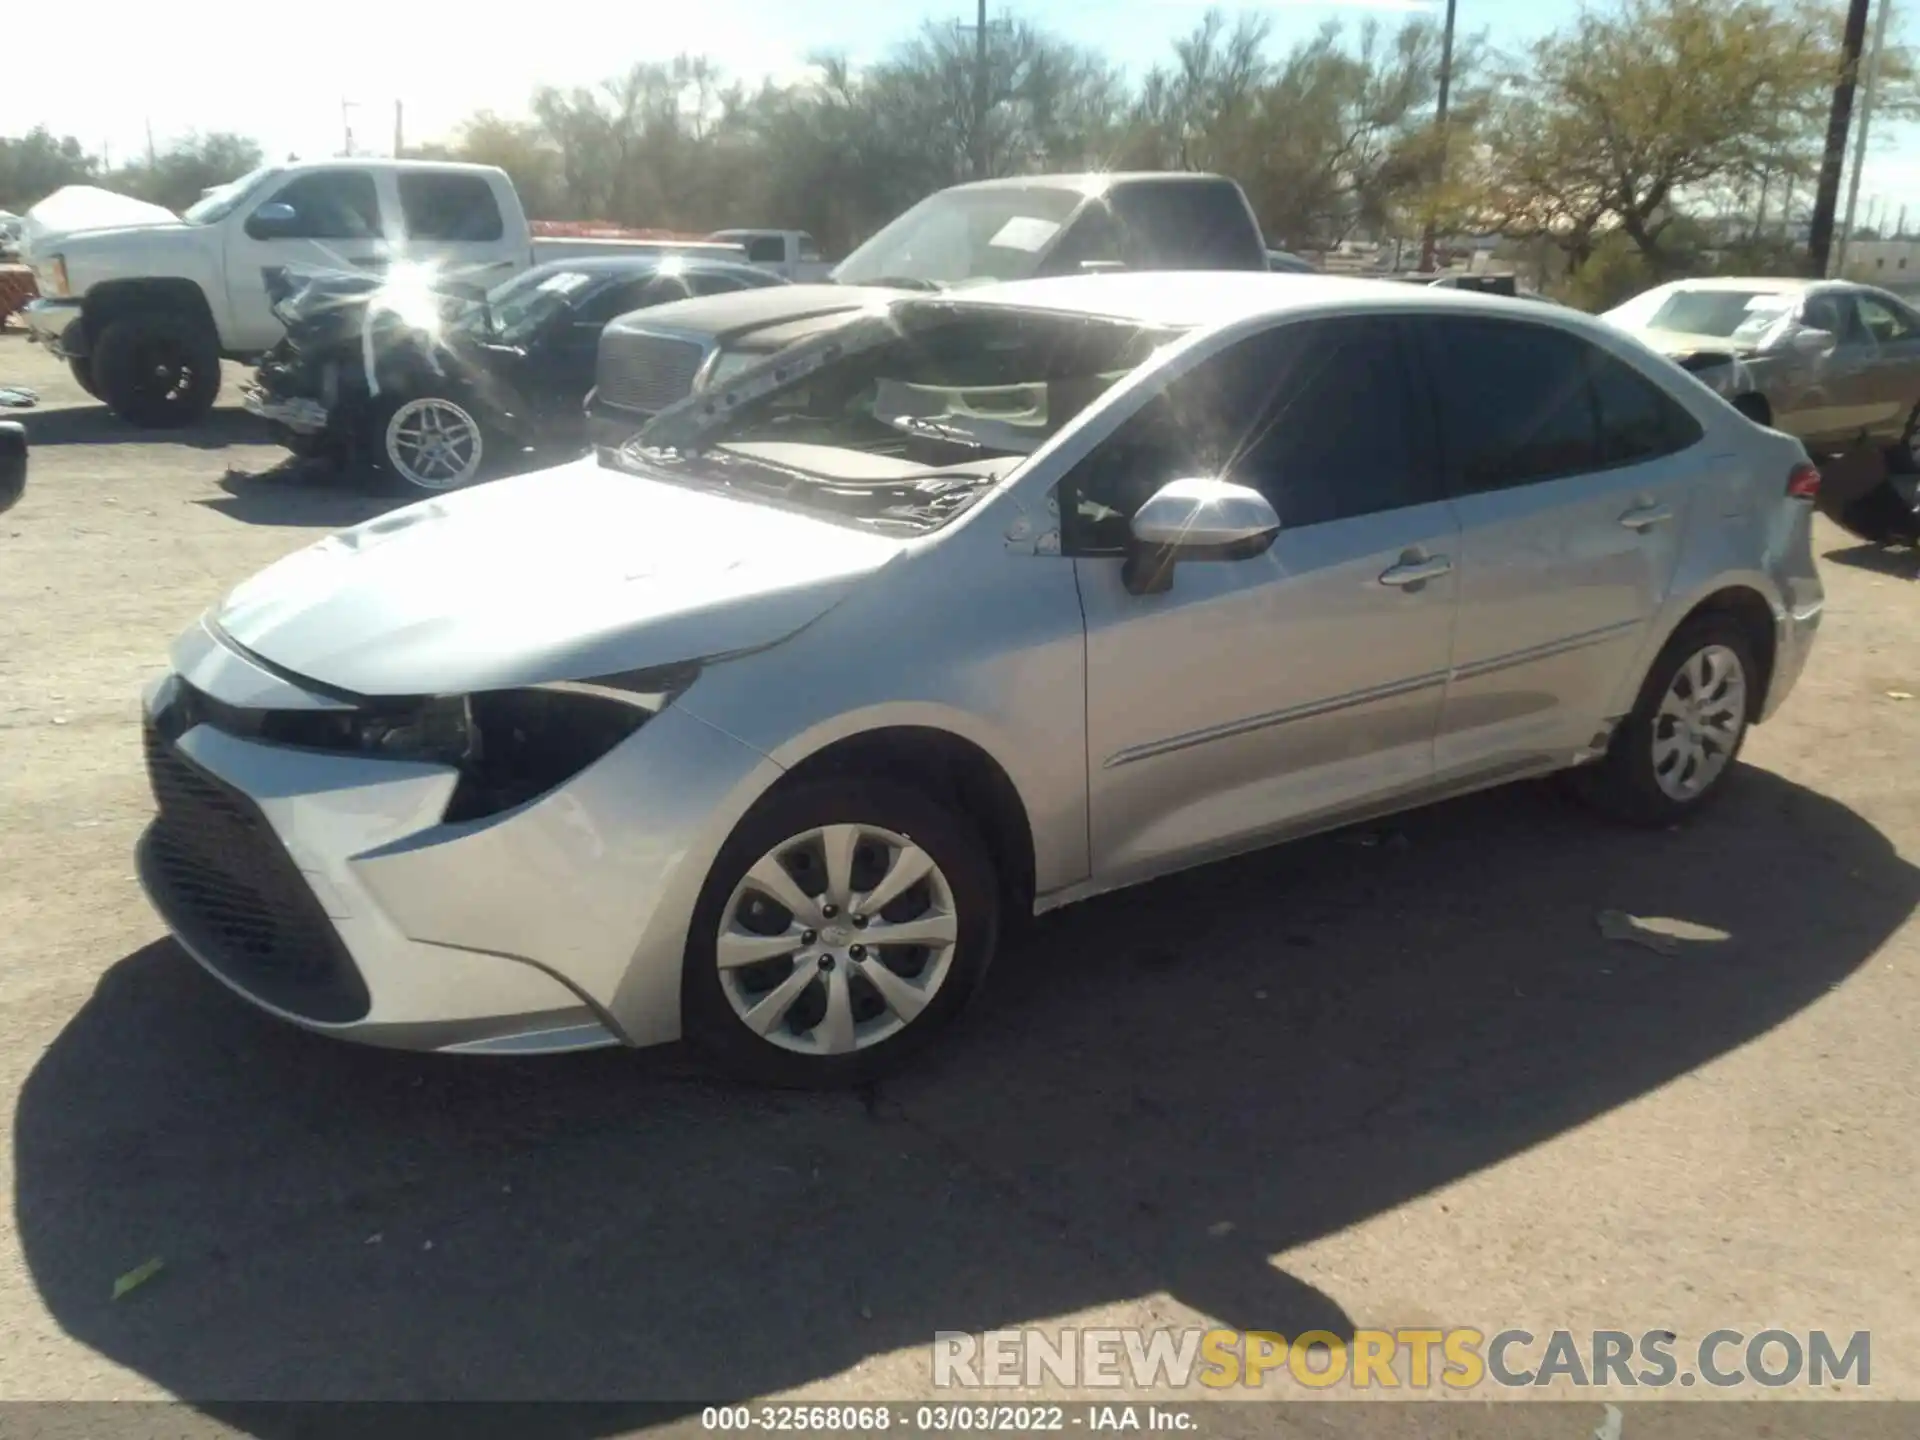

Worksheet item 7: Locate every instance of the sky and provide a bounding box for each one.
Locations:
[5,0,1917,230]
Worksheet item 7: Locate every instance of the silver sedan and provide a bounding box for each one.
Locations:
[136,274,1824,1085]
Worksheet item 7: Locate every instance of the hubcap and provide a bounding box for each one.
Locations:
[717,823,959,1057]
[385,398,483,490]
[1651,644,1747,801]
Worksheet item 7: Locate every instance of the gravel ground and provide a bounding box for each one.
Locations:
[0,331,1917,1430]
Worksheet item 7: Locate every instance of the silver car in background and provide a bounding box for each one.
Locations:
[136,274,1824,1086]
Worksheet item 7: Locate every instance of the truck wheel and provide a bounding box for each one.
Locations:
[92,312,221,429]
[67,357,100,400]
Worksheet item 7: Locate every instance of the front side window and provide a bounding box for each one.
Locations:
[1854,293,1917,344]
[1063,319,1432,552]
[1417,317,1600,493]
[397,172,504,242]
[745,236,785,264]
[250,170,381,241]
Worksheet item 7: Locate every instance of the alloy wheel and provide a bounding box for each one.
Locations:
[716,823,960,1056]
[384,397,483,491]
[1651,644,1747,801]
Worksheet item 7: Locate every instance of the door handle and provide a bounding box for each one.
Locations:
[1379,555,1453,588]
[1618,503,1673,531]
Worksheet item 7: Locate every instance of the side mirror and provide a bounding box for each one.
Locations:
[246,201,301,240]
[0,421,27,517]
[1122,477,1280,596]
[1789,326,1837,356]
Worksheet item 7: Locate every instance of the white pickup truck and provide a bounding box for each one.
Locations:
[704,229,833,282]
[17,159,706,429]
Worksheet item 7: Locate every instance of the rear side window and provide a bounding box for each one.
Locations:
[1587,348,1703,464]
[1417,318,1600,492]
[398,172,504,242]
[1103,182,1265,269]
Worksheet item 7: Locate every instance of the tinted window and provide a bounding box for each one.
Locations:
[1104,181,1265,269]
[398,172,504,242]
[1587,348,1703,464]
[744,236,785,264]
[1065,320,1430,551]
[252,170,381,240]
[1418,318,1600,492]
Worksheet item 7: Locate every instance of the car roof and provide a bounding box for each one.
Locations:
[1645,275,1820,294]
[944,171,1235,196]
[946,270,1605,331]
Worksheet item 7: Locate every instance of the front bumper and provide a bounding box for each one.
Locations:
[22,298,84,357]
[241,382,331,435]
[137,627,784,1054]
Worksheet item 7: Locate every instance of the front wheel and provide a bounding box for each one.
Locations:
[92,312,221,429]
[682,780,1001,1087]
[373,393,491,494]
[1566,615,1757,826]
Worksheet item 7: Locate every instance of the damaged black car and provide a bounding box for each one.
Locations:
[245,256,786,493]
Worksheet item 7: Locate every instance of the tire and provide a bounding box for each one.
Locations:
[67,356,99,399]
[371,392,494,494]
[682,779,1001,1088]
[1566,614,1758,827]
[1889,401,1920,476]
[92,312,221,429]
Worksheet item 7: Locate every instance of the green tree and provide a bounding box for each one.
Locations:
[0,128,96,213]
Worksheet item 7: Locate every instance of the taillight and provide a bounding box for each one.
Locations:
[1786,462,1821,500]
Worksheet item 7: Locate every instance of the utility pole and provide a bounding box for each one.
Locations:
[1898,203,1909,238]
[1835,0,1894,275]
[394,99,405,158]
[341,99,358,157]
[973,0,989,179]
[145,120,156,170]
[1807,0,1874,276]
[1418,0,1459,274]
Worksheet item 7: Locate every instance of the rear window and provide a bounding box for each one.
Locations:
[398,172,505,242]
[1104,181,1264,269]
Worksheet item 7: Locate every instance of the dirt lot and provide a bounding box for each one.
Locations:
[1,330,1918,1426]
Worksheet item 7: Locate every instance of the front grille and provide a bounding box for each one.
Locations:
[595,329,707,416]
[141,716,371,1024]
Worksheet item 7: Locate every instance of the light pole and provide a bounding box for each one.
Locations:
[1418,0,1459,273]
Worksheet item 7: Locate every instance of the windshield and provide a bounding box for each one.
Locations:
[473,267,598,343]
[1606,286,1797,344]
[831,186,1084,287]
[628,302,1177,531]
[182,166,281,226]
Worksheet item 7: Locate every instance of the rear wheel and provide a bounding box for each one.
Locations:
[682,780,1000,1087]
[1567,615,1757,826]
[92,312,221,428]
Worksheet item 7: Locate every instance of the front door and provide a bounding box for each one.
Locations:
[1407,315,1701,776]
[1851,290,1920,440]
[1072,317,1460,887]
[224,167,390,353]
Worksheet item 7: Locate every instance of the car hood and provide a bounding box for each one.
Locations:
[610,282,903,345]
[1631,327,1759,360]
[20,185,180,255]
[211,455,904,696]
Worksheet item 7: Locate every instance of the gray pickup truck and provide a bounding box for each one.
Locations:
[586,170,1274,455]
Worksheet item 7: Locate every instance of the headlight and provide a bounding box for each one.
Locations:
[254,694,474,762]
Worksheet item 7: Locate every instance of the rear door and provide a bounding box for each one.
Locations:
[1851,290,1920,439]
[1409,315,1706,778]
[1074,316,1461,884]
[392,169,519,284]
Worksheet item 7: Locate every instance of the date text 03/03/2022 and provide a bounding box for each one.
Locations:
[700,1404,1198,1431]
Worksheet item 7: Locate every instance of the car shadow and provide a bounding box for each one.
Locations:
[14,767,1912,1425]
[1822,540,1919,578]
[198,461,404,529]
[19,404,268,451]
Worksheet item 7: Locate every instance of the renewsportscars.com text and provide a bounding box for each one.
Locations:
[932,1327,1871,1391]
